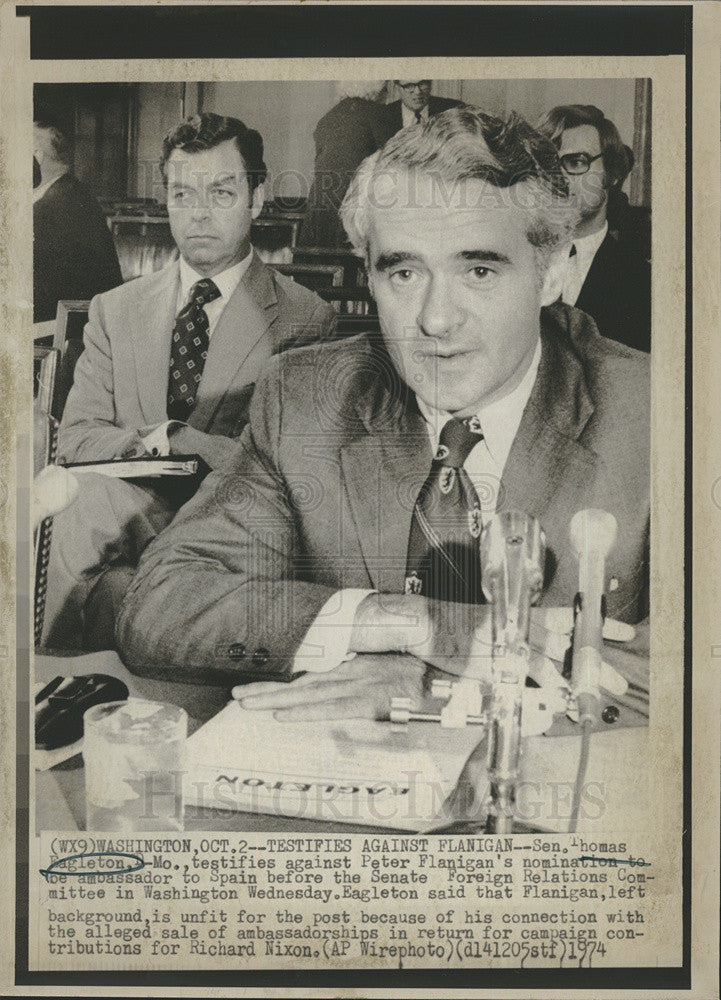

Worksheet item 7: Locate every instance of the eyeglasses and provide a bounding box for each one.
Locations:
[397,80,431,91]
[559,152,604,175]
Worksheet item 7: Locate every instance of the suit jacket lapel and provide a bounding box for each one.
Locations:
[340,376,431,591]
[190,253,278,431]
[133,260,180,425]
[498,315,598,582]
[575,232,613,314]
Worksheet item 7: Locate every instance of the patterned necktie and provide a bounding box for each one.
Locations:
[167,278,221,422]
[414,110,422,123]
[405,416,485,604]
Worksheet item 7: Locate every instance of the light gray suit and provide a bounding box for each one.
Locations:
[44,254,337,647]
[58,253,337,468]
[116,304,650,685]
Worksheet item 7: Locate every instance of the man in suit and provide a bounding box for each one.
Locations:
[298,81,395,247]
[386,79,463,131]
[33,120,123,322]
[298,81,462,247]
[43,112,337,647]
[537,104,651,353]
[117,108,649,721]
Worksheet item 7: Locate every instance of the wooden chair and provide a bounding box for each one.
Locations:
[251,217,300,251]
[315,284,375,315]
[111,218,178,282]
[53,300,90,351]
[273,262,343,293]
[52,300,91,421]
[292,247,367,288]
[335,313,381,337]
[33,407,60,647]
[34,346,62,423]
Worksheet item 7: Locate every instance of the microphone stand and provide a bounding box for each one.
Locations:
[481,512,546,834]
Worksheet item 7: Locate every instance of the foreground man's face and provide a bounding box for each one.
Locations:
[369,170,548,415]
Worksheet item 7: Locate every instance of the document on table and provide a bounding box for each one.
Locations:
[184,701,474,831]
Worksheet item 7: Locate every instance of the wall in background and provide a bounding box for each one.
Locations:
[134,82,186,200]
[437,77,641,199]
[130,78,644,203]
[200,81,337,202]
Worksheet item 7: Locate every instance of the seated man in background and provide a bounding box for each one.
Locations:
[537,104,651,353]
[117,108,649,716]
[43,112,337,647]
[33,118,123,322]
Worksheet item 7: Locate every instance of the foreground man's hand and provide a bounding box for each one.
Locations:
[349,594,634,678]
[233,595,636,722]
[233,653,427,721]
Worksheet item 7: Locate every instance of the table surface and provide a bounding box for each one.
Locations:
[34,643,649,836]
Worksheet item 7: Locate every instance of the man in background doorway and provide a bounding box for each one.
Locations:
[33,119,123,322]
[537,104,651,352]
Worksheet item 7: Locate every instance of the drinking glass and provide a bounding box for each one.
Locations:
[83,699,187,832]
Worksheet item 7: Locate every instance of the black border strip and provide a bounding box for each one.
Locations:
[17,4,686,59]
[15,1,693,990]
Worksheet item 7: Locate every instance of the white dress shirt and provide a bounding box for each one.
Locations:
[402,103,430,127]
[561,222,608,307]
[141,251,252,455]
[33,173,63,204]
[293,338,542,673]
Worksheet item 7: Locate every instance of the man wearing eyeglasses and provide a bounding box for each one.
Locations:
[388,80,462,131]
[537,104,651,353]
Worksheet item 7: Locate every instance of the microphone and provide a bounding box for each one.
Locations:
[569,509,618,724]
[480,511,546,833]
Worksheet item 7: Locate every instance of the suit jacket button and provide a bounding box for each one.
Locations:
[228,643,246,661]
[252,647,270,667]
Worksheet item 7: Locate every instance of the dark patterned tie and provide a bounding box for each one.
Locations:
[414,110,422,123]
[167,278,221,422]
[405,416,485,604]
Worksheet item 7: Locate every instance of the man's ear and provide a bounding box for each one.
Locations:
[365,253,375,296]
[540,248,570,307]
[251,183,265,220]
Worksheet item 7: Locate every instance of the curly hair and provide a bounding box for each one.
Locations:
[536,104,634,190]
[340,106,576,265]
[160,112,267,191]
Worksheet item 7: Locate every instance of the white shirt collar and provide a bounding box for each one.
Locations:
[179,249,253,307]
[402,103,430,127]
[572,221,608,263]
[416,337,542,467]
[33,174,62,203]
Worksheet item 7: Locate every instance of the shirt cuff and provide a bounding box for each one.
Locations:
[292,588,377,675]
[140,421,183,457]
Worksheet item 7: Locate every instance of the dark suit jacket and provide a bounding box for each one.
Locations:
[298,95,463,246]
[575,232,651,353]
[33,173,123,322]
[117,304,650,683]
[384,96,464,134]
[298,98,398,246]
[58,253,338,471]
